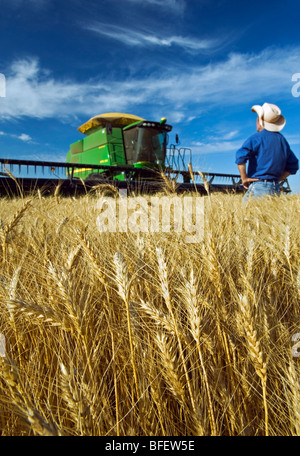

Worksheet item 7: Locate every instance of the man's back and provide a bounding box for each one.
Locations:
[236,129,298,181]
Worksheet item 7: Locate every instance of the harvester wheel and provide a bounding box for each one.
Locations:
[85,172,111,183]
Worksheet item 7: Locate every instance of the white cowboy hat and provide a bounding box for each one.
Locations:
[251,103,286,132]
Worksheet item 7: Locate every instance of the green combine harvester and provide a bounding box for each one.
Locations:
[67,112,173,183]
[0,112,291,196]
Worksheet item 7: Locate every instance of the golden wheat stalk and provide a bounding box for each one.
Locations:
[188,162,199,194]
[0,356,61,436]
[76,230,107,285]
[159,169,178,194]
[138,299,175,335]
[6,298,66,328]
[0,191,298,436]
[183,268,217,435]
[113,251,139,402]
[66,244,82,272]
[155,246,196,412]
[198,171,210,196]
[59,362,89,434]
[3,167,24,199]
[287,361,300,435]
[238,293,269,436]
[48,259,99,398]
[154,332,185,404]
[297,266,300,299]
[1,199,32,262]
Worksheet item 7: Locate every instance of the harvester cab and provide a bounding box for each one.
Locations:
[123,117,172,168]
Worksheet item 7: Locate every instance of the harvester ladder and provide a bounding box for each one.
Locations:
[166,145,192,171]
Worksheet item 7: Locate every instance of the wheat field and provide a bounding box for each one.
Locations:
[0,187,299,436]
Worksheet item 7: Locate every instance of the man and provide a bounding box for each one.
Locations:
[235,103,299,200]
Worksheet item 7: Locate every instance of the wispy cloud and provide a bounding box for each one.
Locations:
[0,130,33,142]
[191,139,243,155]
[0,0,49,8]
[191,130,242,155]
[221,130,240,141]
[85,22,218,52]
[284,133,300,146]
[124,0,186,15]
[0,46,299,123]
[17,133,32,142]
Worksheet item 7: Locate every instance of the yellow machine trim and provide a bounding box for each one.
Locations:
[78,113,145,134]
[72,168,93,174]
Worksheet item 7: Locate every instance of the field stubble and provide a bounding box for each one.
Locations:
[0,189,299,436]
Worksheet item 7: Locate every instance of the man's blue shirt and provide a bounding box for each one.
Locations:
[235,129,299,180]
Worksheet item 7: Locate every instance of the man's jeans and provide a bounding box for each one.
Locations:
[242,181,280,202]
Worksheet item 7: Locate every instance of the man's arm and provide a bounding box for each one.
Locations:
[284,146,299,177]
[236,135,260,189]
[237,163,259,189]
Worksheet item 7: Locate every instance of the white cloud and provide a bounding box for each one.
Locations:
[0,46,299,123]
[0,130,33,142]
[196,130,240,144]
[10,58,40,80]
[17,133,32,142]
[191,131,300,157]
[221,130,239,141]
[85,22,218,52]
[285,134,300,146]
[161,49,297,107]
[124,0,186,15]
[191,139,243,155]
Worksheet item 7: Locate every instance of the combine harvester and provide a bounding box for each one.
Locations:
[0,112,291,196]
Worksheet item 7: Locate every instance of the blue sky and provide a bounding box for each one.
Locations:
[0,0,299,192]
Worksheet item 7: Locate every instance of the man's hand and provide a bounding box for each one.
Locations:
[237,164,259,189]
[279,170,290,181]
[241,177,259,189]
